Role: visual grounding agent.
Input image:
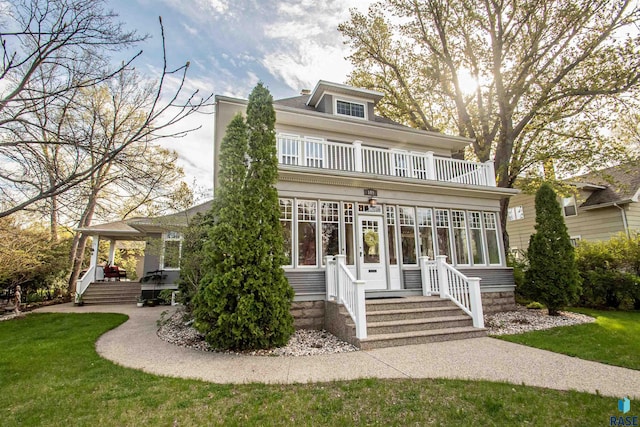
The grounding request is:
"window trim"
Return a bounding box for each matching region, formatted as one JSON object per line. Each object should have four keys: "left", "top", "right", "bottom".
{"left": 160, "top": 231, "right": 183, "bottom": 270}
{"left": 562, "top": 196, "right": 578, "bottom": 217}
{"left": 507, "top": 205, "right": 524, "bottom": 221}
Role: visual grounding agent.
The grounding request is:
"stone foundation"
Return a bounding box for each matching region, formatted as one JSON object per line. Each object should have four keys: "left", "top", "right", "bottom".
{"left": 291, "top": 300, "right": 325, "bottom": 330}
{"left": 481, "top": 291, "right": 517, "bottom": 313}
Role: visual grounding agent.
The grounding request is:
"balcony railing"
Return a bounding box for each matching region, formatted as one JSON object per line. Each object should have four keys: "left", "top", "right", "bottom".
{"left": 276, "top": 134, "right": 496, "bottom": 187}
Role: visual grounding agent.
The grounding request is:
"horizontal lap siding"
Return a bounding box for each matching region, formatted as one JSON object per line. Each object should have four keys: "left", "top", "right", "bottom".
{"left": 285, "top": 271, "right": 325, "bottom": 295}
{"left": 403, "top": 270, "right": 422, "bottom": 289}
{"left": 458, "top": 268, "right": 514, "bottom": 287}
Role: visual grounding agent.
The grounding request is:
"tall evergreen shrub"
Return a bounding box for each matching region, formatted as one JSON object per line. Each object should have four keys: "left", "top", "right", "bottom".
{"left": 523, "top": 183, "right": 581, "bottom": 315}
{"left": 194, "top": 83, "right": 294, "bottom": 350}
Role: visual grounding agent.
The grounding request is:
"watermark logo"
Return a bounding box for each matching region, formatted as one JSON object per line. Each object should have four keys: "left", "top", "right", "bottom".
{"left": 610, "top": 397, "right": 638, "bottom": 426}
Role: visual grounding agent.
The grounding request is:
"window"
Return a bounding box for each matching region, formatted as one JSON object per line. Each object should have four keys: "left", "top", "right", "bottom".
{"left": 562, "top": 196, "right": 577, "bottom": 217}
{"left": 161, "top": 231, "right": 182, "bottom": 269}
{"left": 336, "top": 100, "right": 365, "bottom": 118}
{"left": 399, "top": 207, "right": 417, "bottom": 264}
{"left": 279, "top": 198, "right": 293, "bottom": 266}
{"left": 484, "top": 212, "right": 501, "bottom": 265}
{"left": 416, "top": 208, "right": 435, "bottom": 259}
{"left": 386, "top": 206, "right": 398, "bottom": 265}
{"left": 569, "top": 236, "right": 581, "bottom": 247}
{"left": 468, "top": 212, "right": 486, "bottom": 265}
{"left": 452, "top": 210, "right": 470, "bottom": 265}
{"left": 435, "top": 209, "right": 452, "bottom": 260}
{"left": 507, "top": 205, "right": 524, "bottom": 221}
{"left": 277, "top": 134, "right": 299, "bottom": 165}
{"left": 297, "top": 200, "right": 317, "bottom": 266}
{"left": 321, "top": 201, "right": 340, "bottom": 265}
{"left": 343, "top": 203, "right": 355, "bottom": 265}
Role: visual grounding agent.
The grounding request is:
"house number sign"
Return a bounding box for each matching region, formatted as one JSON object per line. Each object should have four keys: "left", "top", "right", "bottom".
{"left": 364, "top": 189, "right": 377, "bottom": 197}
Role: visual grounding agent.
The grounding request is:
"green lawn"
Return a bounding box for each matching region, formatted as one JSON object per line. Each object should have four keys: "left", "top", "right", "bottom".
{"left": 497, "top": 308, "right": 640, "bottom": 370}
{"left": 0, "top": 313, "right": 620, "bottom": 426}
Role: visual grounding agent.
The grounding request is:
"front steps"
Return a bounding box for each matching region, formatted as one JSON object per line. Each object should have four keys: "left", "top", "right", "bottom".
{"left": 82, "top": 282, "right": 141, "bottom": 305}
{"left": 344, "top": 296, "right": 487, "bottom": 350}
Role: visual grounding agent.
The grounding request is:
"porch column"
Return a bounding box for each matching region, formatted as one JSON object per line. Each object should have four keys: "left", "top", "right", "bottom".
{"left": 425, "top": 152, "right": 436, "bottom": 180}
{"left": 108, "top": 239, "right": 116, "bottom": 266}
{"left": 90, "top": 236, "right": 100, "bottom": 281}
{"left": 353, "top": 140, "right": 363, "bottom": 172}
{"left": 484, "top": 160, "right": 496, "bottom": 186}
{"left": 334, "top": 254, "right": 346, "bottom": 303}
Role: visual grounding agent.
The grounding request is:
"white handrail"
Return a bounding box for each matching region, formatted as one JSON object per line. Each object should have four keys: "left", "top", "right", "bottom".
{"left": 420, "top": 255, "right": 484, "bottom": 328}
{"left": 76, "top": 265, "right": 96, "bottom": 302}
{"left": 276, "top": 134, "right": 496, "bottom": 187}
{"left": 331, "top": 255, "right": 367, "bottom": 339}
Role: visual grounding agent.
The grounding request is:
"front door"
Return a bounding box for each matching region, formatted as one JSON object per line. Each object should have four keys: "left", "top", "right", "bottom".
{"left": 358, "top": 216, "right": 387, "bottom": 290}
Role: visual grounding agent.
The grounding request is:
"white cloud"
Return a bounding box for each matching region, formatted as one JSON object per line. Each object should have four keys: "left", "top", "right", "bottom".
{"left": 181, "top": 22, "right": 198, "bottom": 35}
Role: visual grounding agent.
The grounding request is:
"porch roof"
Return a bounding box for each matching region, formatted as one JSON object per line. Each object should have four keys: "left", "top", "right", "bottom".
{"left": 76, "top": 220, "right": 145, "bottom": 240}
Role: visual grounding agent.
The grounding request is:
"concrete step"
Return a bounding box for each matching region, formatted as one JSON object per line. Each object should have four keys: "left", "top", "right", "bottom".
{"left": 84, "top": 289, "right": 141, "bottom": 297}
{"left": 365, "top": 315, "right": 473, "bottom": 335}
{"left": 366, "top": 306, "right": 463, "bottom": 322}
{"left": 83, "top": 296, "right": 138, "bottom": 304}
{"left": 359, "top": 326, "right": 488, "bottom": 350}
{"left": 366, "top": 296, "right": 454, "bottom": 312}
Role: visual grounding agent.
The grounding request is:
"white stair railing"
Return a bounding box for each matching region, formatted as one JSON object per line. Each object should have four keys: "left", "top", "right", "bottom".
{"left": 419, "top": 255, "right": 484, "bottom": 328}
{"left": 325, "top": 255, "right": 367, "bottom": 339}
{"left": 75, "top": 265, "right": 96, "bottom": 302}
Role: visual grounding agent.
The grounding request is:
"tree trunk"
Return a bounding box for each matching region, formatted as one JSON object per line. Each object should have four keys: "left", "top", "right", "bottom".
{"left": 67, "top": 190, "right": 100, "bottom": 294}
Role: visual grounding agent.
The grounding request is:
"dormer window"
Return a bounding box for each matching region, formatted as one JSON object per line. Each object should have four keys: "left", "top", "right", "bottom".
{"left": 336, "top": 100, "right": 365, "bottom": 119}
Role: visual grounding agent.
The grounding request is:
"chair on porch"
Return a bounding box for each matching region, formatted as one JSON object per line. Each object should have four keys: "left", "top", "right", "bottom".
{"left": 103, "top": 265, "right": 127, "bottom": 281}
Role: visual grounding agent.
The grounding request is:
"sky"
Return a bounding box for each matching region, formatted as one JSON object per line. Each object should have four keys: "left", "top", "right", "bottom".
{"left": 109, "top": 0, "right": 375, "bottom": 201}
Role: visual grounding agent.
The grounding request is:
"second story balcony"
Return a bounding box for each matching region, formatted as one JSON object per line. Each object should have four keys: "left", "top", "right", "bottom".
{"left": 276, "top": 134, "right": 497, "bottom": 188}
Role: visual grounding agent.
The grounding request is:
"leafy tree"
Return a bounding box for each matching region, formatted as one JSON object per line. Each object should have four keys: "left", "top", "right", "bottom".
{"left": 339, "top": 0, "right": 640, "bottom": 246}
{"left": 0, "top": 217, "right": 71, "bottom": 297}
{"left": 194, "top": 84, "right": 294, "bottom": 350}
{"left": 0, "top": 1, "right": 211, "bottom": 218}
{"left": 523, "top": 183, "right": 580, "bottom": 314}
{"left": 176, "top": 210, "right": 214, "bottom": 312}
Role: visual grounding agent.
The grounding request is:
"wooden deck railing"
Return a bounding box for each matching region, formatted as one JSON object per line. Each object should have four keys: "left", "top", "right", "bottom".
{"left": 325, "top": 255, "right": 367, "bottom": 339}
{"left": 277, "top": 134, "right": 496, "bottom": 187}
{"left": 420, "top": 255, "right": 484, "bottom": 328}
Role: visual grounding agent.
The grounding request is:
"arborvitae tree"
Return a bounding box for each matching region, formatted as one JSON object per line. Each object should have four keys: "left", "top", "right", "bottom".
{"left": 194, "top": 84, "right": 294, "bottom": 350}
{"left": 241, "top": 82, "right": 294, "bottom": 348}
{"left": 193, "top": 113, "right": 251, "bottom": 348}
{"left": 524, "top": 183, "right": 581, "bottom": 315}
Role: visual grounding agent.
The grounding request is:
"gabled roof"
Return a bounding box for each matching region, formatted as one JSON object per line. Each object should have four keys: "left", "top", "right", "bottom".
{"left": 127, "top": 200, "right": 213, "bottom": 232}
{"left": 570, "top": 162, "right": 640, "bottom": 208}
{"left": 306, "top": 80, "right": 384, "bottom": 107}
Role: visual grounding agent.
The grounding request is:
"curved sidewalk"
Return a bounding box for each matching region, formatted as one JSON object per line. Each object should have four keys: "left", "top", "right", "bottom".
{"left": 37, "top": 303, "right": 640, "bottom": 398}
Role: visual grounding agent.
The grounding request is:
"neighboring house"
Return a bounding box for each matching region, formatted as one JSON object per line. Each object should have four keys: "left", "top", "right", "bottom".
{"left": 507, "top": 162, "right": 640, "bottom": 253}
{"left": 76, "top": 80, "right": 519, "bottom": 345}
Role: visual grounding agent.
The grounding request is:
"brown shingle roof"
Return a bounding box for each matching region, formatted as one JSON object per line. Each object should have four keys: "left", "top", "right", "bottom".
{"left": 273, "top": 95, "right": 408, "bottom": 127}
{"left": 572, "top": 161, "right": 640, "bottom": 208}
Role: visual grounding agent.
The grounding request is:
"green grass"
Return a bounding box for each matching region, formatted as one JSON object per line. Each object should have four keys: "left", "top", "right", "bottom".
{"left": 498, "top": 308, "right": 640, "bottom": 370}
{"left": 0, "top": 313, "right": 620, "bottom": 426}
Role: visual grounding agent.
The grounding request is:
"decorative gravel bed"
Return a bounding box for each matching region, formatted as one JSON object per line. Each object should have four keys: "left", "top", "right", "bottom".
{"left": 157, "top": 308, "right": 358, "bottom": 357}
{"left": 485, "top": 307, "right": 595, "bottom": 336}
{"left": 158, "top": 306, "right": 596, "bottom": 356}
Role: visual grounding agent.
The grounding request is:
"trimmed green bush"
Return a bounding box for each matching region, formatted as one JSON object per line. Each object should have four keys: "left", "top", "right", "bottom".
{"left": 522, "top": 183, "right": 581, "bottom": 315}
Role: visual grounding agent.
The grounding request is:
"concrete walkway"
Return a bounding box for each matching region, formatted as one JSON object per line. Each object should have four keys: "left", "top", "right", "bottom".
{"left": 36, "top": 303, "right": 640, "bottom": 398}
